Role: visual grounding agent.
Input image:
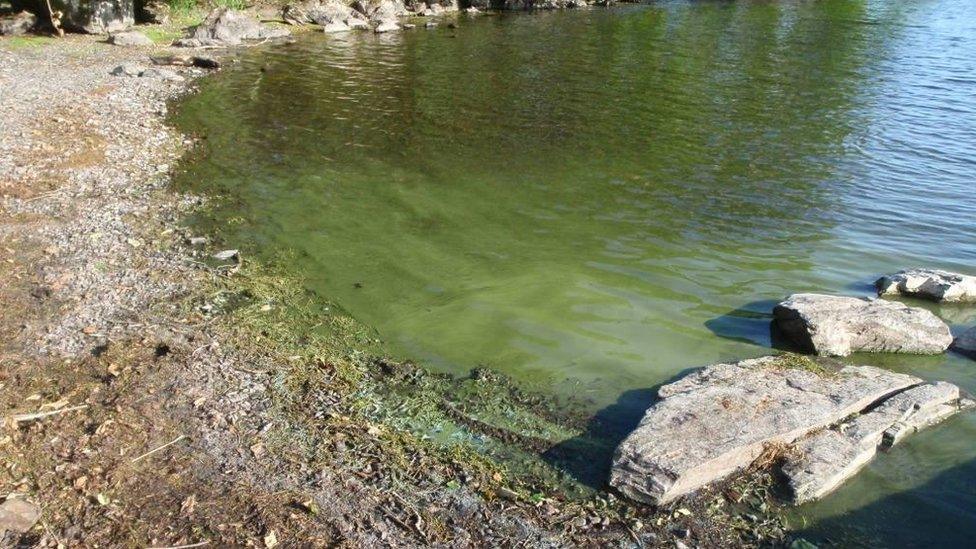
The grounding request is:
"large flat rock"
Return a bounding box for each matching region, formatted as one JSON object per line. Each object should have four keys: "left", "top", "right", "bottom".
{"left": 784, "top": 382, "right": 971, "bottom": 503}
{"left": 609, "top": 356, "right": 920, "bottom": 505}
{"left": 773, "top": 293, "right": 952, "bottom": 356}
{"left": 877, "top": 269, "right": 976, "bottom": 303}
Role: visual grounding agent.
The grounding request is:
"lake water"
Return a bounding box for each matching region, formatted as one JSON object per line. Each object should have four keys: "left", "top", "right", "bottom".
{"left": 173, "top": 0, "right": 976, "bottom": 545}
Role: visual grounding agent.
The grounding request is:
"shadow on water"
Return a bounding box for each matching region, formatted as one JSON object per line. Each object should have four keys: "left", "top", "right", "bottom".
{"left": 541, "top": 367, "right": 698, "bottom": 489}
{"left": 797, "top": 457, "right": 976, "bottom": 548}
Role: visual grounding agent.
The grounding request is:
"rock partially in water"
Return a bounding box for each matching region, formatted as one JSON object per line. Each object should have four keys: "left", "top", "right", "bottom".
{"left": 174, "top": 8, "right": 290, "bottom": 47}
{"left": 374, "top": 18, "right": 399, "bottom": 32}
{"left": 283, "top": 0, "right": 361, "bottom": 27}
{"left": 609, "top": 356, "right": 920, "bottom": 505}
{"left": 773, "top": 293, "right": 952, "bottom": 357}
{"left": 108, "top": 30, "right": 152, "bottom": 46}
{"left": 784, "top": 382, "right": 972, "bottom": 503}
{"left": 952, "top": 326, "right": 976, "bottom": 360}
{"left": 352, "top": 0, "right": 408, "bottom": 22}
{"left": 323, "top": 20, "right": 351, "bottom": 32}
{"left": 0, "top": 10, "right": 37, "bottom": 36}
{"left": 876, "top": 268, "right": 976, "bottom": 303}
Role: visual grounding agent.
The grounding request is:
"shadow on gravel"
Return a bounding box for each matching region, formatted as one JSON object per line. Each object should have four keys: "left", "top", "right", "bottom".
{"left": 541, "top": 368, "right": 699, "bottom": 490}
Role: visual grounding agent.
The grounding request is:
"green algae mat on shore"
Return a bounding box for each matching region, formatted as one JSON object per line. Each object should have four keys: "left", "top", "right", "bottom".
{"left": 173, "top": 0, "right": 976, "bottom": 545}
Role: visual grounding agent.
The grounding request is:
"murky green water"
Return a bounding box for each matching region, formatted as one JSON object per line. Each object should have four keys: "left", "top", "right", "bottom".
{"left": 174, "top": 0, "right": 976, "bottom": 544}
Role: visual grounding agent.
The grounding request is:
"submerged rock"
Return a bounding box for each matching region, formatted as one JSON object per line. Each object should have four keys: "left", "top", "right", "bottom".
{"left": 0, "top": 10, "right": 37, "bottom": 36}
{"left": 876, "top": 268, "right": 976, "bottom": 303}
{"left": 773, "top": 293, "right": 952, "bottom": 356}
{"left": 952, "top": 326, "right": 976, "bottom": 359}
{"left": 784, "top": 382, "right": 972, "bottom": 503}
{"left": 174, "top": 8, "right": 290, "bottom": 47}
{"left": 609, "top": 356, "right": 920, "bottom": 505}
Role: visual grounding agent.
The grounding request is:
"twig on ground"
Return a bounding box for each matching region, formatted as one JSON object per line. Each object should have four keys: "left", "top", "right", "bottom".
{"left": 10, "top": 404, "right": 88, "bottom": 424}
{"left": 147, "top": 541, "right": 210, "bottom": 549}
{"left": 131, "top": 434, "right": 187, "bottom": 463}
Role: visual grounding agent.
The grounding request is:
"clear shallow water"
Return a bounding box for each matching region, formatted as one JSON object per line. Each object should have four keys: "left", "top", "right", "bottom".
{"left": 174, "top": 0, "right": 976, "bottom": 544}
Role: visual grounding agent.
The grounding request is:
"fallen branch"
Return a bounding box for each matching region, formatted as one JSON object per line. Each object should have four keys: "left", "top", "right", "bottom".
{"left": 131, "top": 434, "right": 187, "bottom": 463}
{"left": 10, "top": 404, "right": 88, "bottom": 424}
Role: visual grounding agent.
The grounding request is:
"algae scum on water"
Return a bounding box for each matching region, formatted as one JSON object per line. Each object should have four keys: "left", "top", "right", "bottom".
{"left": 173, "top": 0, "right": 976, "bottom": 545}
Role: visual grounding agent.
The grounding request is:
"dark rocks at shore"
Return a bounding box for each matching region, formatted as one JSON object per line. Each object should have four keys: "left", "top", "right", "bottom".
{"left": 773, "top": 293, "right": 952, "bottom": 357}
{"left": 609, "top": 356, "right": 971, "bottom": 506}
{"left": 12, "top": 0, "right": 133, "bottom": 33}
{"left": 0, "top": 10, "right": 37, "bottom": 36}
{"left": 174, "top": 8, "right": 290, "bottom": 48}
{"left": 877, "top": 268, "right": 976, "bottom": 303}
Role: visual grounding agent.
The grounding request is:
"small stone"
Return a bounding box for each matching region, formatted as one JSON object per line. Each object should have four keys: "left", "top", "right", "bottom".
{"left": 108, "top": 31, "right": 154, "bottom": 47}
{"left": 111, "top": 63, "right": 144, "bottom": 77}
{"left": 212, "top": 249, "right": 239, "bottom": 261}
{"left": 0, "top": 498, "right": 41, "bottom": 534}
{"left": 139, "top": 68, "right": 185, "bottom": 82}
{"left": 187, "top": 236, "right": 207, "bottom": 246}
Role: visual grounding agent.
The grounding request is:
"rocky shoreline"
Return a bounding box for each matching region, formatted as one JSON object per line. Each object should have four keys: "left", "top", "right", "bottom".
{"left": 3, "top": 7, "right": 975, "bottom": 548}
{"left": 0, "top": 24, "right": 795, "bottom": 548}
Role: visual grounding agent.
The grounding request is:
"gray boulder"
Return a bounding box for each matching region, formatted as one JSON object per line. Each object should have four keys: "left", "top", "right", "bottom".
{"left": 784, "top": 381, "right": 972, "bottom": 503}
{"left": 0, "top": 10, "right": 37, "bottom": 36}
{"left": 773, "top": 293, "right": 952, "bottom": 356}
{"left": 609, "top": 356, "right": 920, "bottom": 505}
{"left": 18, "top": 0, "right": 134, "bottom": 33}
{"left": 175, "top": 8, "right": 290, "bottom": 47}
{"left": 952, "top": 326, "right": 976, "bottom": 359}
{"left": 876, "top": 268, "right": 976, "bottom": 303}
{"left": 108, "top": 29, "right": 152, "bottom": 46}
{"left": 352, "top": 0, "right": 408, "bottom": 21}
{"left": 283, "top": 0, "right": 358, "bottom": 26}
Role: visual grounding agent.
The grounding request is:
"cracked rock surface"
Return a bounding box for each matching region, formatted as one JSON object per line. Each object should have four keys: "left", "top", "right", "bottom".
{"left": 609, "top": 356, "right": 922, "bottom": 505}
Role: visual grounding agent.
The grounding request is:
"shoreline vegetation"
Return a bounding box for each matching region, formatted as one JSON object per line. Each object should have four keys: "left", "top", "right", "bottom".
{"left": 3, "top": 3, "right": 973, "bottom": 547}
